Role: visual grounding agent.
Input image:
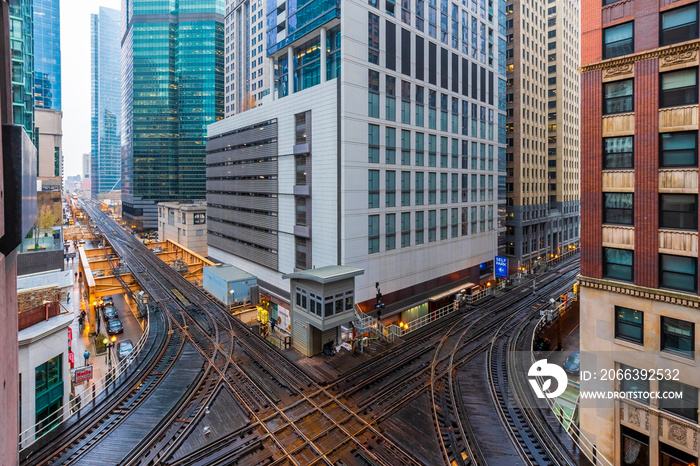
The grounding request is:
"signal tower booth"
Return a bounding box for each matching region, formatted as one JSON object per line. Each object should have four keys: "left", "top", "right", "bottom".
{"left": 283, "top": 266, "right": 364, "bottom": 357}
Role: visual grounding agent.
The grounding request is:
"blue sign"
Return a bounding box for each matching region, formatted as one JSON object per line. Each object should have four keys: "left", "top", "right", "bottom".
{"left": 495, "top": 256, "right": 508, "bottom": 278}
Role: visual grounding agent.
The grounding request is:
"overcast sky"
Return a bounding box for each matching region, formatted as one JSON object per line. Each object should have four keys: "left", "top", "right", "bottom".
{"left": 61, "top": 0, "right": 120, "bottom": 177}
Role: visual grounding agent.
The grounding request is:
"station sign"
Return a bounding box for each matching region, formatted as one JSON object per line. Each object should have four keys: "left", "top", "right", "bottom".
{"left": 73, "top": 366, "right": 93, "bottom": 384}
{"left": 495, "top": 256, "right": 509, "bottom": 279}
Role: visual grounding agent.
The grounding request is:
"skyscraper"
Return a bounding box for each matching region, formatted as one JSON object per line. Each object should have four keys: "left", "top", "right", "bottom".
{"left": 207, "top": 0, "right": 506, "bottom": 323}
{"left": 9, "top": 0, "right": 34, "bottom": 142}
{"left": 91, "top": 7, "right": 121, "bottom": 197}
{"left": 580, "top": 0, "right": 700, "bottom": 463}
{"left": 224, "top": 0, "right": 271, "bottom": 117}
{"left": 121, "top": 0, "right": 225, "bottom": 230}
{"left": 33, "top": 0, "right": 61, "bottom": 110}
{"left": 503, "top": 0, "right": 580, "bottom": 273}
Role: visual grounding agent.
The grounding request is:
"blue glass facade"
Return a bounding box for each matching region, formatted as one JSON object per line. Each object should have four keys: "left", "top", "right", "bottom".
{"left": 266, "top": 0, "right": 339, "bottom": 54}
{"left": 10, "top": 0, "right": 35, "bottom": 142}
{"left": 33, "top": 0, "right": 61, "bottom": 110}
{"left": 91, "top": 7, "right": 121, "bottom": 197}
{"left": 122, "top": 0, "right": 224, "bottom": 229}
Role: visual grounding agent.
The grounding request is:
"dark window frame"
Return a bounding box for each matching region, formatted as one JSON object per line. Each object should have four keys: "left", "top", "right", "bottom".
{"left": 660, "top": 3, "right": 699, "bottom": 47}
{"left": 603, "top": 247, "right": 634, "bottom": 282}
{"left": 603, "top": 79, "right": 634, "bottom": 115}
{"left": 603, "top": 21, "right": 634, "bottom": 59}
{"left": 614, "top": 306, "right": 644, "bottom": 345}
{"left": 659, "top": 194, "right": 698, "bottom": 230}
{"left": 660, "top": 131, "right": 699, "bottom": 168}
{"left": 659, "top": 253, "right": 698, "bottom": 293}
{"left": 603, "top": 192, "right": 634, "bottom": 225}
{"left": 660, "top": 68, "right": 698, "bottom": 108}
{"left": 661, "top": 316, "right": 695, "bottom": 360}
{"left": 603, "top": 136, "right": 634, "bottom": 169}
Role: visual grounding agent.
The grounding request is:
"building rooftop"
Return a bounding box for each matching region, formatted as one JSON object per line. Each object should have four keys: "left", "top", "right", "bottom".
{"left": 204, "top": 264, "right": 257, "bottom": 282}
{"left": 282, "top": 265, "right": 364, "bottom": 284}
{"left": 17, "top": 269, "right": 73, "bottom": 291}
{"left": 158, "top": 200, "right": 207, "bottom": 211}
{"left": 18, "top": 312, "right": 73, "bottom": 346}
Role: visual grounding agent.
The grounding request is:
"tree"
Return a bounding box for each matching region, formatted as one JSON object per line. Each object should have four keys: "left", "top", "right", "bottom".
{"left": 33, "top": 200, "right": 60, "bottom": 248}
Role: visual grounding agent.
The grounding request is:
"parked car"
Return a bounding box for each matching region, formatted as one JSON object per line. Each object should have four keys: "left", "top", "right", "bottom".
{"left": 104, "top": 306, "right": 118, "bottom": 321}
{"left": 117, "top": 340, "right": 134, "bottom": 360}
{"left": 534, "top": 337, "right": 551, "bottom": 352}
{"left": 103, "top": 296, "right": 114, "bottom": 305}
{"left": 107, "top": 318, "right": 123, "bottom": 335}
{"left": 563, "top": 351, "right": 580, "bottom": 375}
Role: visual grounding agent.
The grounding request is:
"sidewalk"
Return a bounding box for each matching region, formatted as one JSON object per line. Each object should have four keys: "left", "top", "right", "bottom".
{"left": 64, "top": 241, "right": 113, "bottom": 397}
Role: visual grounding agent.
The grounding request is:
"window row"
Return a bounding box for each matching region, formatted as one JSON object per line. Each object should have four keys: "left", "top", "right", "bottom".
{"left": 368, "top": 207, "right": 494, "bottom": 252}
{"left": 603, "top": 132, "right": 699, "bottom": 169}
{"left": 367, "top": 124, "right": 497, "bottom": 169}
{"left": 603, "top": 68, "right": 698, "bottom": 115}
{"left": 603, "top": 247, "right": 698, "bottom": 293}
{"left": 603, "top": 193, "right": 698, "bottom": 230}
{"left": 615, "top": 307, "right": 695, "bottom": 360}
{"left": 295, "top": 287, "right": 354, "bottom": 317}
{"left": 603, "top": 4, "right": 699, "bottom": 59}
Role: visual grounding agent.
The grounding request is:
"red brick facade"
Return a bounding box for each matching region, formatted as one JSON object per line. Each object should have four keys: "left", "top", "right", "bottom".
{"left": 633, "top": 58, "right": 660, "bottom": 288}
{"left": 581, "top": 70, "right": 603, "bottom": 279}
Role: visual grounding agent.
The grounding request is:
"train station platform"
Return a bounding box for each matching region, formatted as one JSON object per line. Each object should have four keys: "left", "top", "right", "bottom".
{"left": 283, "top": 337, "right": 393, "bottom": 385}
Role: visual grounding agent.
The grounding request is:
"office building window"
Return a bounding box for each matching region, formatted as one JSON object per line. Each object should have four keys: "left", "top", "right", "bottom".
{"left": 614, "top": 306, "right": 643, "bottom": 345}
{"left": 660, "top": 379, "right": 698, "bottom": 422}
{"left": 660, "top": 194, "right": 698, "bottom": 230}
{"left": 660, "top": 68, "right": 698, "bottom": 108}
{"left": 401, "top": 212, "right": 410, "bottom": 247}
{"left": 386, "top": 171, "right": 396, "bottom": 207}
{"left": 386, "top": 76, "right": 397, "bottom": 120}
{"left": 428, "top": 210, "right": 437, "bottom": 242}
{"left": 603, "top": 79, "right": 633, "bottom": 115}
{"left": 401, "top": 171, "right": 410, "bottom": 206}
{"left": 661, "top": 132, "right": 698, "bottom": 167}
{"left": 603, "top": 136, "right": 633, "bottom": 169}
{"left": 619, "top": 364, "right": 650, "bottom": 404}
{"left": 386, "top": 127, "right": 396, "bottom": 164}
{"left": 416, "top": 172, "right": 425, "bottom": 205}
{"left": 386, "top": 213, "right": 396, "bottom": 250}
{"left": 661, "top": 316, "right": 695, "bottom": 359}
{"left": 369, "top": 70, "right": 380, "bottom": 117}
{"left": 660, "top": 4, "right": 699, "bottom": 47}
{"left": 369, "top": 13, "right": 380, "bottom": 64}
{"left": 603, "top": 247, "right": 633, "bottom": 282}
{"left": 603, "top": 193, "right": 634, "bottom": 225}
{"left": 416, "top": 211, "right": 424, "bottom": 244}
{"left": 368, "top": 215, "right": 380, "bottom": 253}
{"left": 660, "top": 254, "right": 697, "bottom": 293}
{"left": 369, "top": 170, "right": 380, "bottom": 208}
{"left": 603, "top": 22, "right": 633, "bottom": 59}
{"left": 369, "top": 124, "right": 380, "bottom": 162}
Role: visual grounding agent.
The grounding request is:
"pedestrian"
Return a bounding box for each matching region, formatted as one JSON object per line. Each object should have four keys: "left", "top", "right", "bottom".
{"left": 84, "top": 350, "right": 91, "bottom": 366}
{"left": 270, "top": 318, "right": 276, "bottom": 333}
{"left": 67, "top": 292, "right": 71, "bottom": 304}
{"left": 78, "top": 316, "right": 84, "bottom": 330}
{"left": 74, "top": 272, "right": 78, "bottom": 280}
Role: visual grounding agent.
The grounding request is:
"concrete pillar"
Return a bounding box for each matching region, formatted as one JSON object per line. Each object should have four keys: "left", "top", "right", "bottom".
{"left": 320, "top": 27, "right": 327, "bottom": 82}
{"left": 287, "top": 46, "right": 294, "bottom": 94}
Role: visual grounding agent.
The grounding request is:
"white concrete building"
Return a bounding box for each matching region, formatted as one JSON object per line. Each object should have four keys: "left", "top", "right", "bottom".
{"left": 208, "top": 0, "right": 506, "bottom": 319}
{"left": 157, "top": 201, "right": 208, "bottom": 257}
{"left": 224, "top": 0, "right": 271, "bottom": 117}
{"left": 35, "top": 108, "right": 62, "bottom": 178}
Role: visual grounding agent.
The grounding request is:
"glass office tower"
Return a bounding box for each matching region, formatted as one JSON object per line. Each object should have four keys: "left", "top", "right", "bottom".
{"left": 91, "top": 7, "right": 121, "bottom": 197}
{"left": 121, "top": 0, "right": 225, "bottom": 230}
{"left": 33, "top": 0, "right": 61, "bottom": 110}
{"left": 9, "top": 0, "right": 34, "bottom": 142}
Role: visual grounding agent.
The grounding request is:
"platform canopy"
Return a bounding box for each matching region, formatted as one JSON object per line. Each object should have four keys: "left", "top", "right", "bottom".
{"left": 282, "top": 265, "right": 364, "bottom": 284}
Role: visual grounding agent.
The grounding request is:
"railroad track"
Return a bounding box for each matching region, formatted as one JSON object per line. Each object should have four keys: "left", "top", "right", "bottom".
{"left": 80, "top": 199, "right": 421, "bottom": 466}
{"left": 38, "top": 198, "right": 585, "bottom": 466}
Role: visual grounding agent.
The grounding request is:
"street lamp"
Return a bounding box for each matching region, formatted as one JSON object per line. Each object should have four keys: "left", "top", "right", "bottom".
{"left": 104, "top": 336, "right": 117, "bottom": 367}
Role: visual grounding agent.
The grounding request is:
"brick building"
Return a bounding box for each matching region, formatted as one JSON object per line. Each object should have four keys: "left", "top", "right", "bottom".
{"left": 580, "top": 0, "right": 700, "bottom": 463}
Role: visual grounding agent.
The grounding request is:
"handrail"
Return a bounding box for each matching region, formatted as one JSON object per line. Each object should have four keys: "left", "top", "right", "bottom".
{"left": 18, "top": 307, "right": 152, "bottom": 451}
{"left": 529, "top": 314, "right": 613, "bottom": 466}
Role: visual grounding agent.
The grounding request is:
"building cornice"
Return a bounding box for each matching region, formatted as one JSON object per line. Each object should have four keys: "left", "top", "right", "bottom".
{"left": 580, "top": 41, "right": 700, "bottom": 74}
{"left": 578, "top": 275, "right": 700, "bottom": 308}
